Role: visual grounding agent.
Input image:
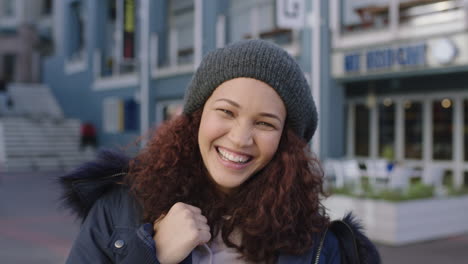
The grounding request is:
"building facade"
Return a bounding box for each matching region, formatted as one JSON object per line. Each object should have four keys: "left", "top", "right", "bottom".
{"left": 330, "top": 0, "right": 468, "bottom": 188}
{"left": 0, "top": 0, "right": 53, "bottom": 91}
{"left": 43, "top": 0, "right": 336, "bottom": 157}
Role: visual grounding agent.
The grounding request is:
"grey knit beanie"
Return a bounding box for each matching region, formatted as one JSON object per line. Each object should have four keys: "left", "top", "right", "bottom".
{"left": 183, "top": 39, "right": 317, "bottom": 142}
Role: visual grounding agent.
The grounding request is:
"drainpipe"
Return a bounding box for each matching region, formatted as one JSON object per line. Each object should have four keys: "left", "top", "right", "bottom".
{"left": 139, "top": 0, "right": 150, "bottom": 148}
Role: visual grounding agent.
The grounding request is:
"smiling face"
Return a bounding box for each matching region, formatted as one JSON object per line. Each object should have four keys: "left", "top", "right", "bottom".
{"left": 198, "top": 78, "right": 286, "bottom": 194}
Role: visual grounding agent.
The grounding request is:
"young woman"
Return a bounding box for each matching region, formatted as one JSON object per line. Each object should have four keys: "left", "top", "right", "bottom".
{"left": 61, "top": 40, "right": 380, "bottom": 264}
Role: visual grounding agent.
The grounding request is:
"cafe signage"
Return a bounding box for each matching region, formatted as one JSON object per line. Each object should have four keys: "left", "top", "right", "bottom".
{"left": 344, "top": 43, "right": 427, "bottom": 73}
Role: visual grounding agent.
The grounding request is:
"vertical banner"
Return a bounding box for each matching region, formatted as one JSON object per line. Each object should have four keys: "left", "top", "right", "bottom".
{"left": 123, "top": 0, "right": 135, "bottom": 59}
{"left": 276, "top": 0, "right": 305, "bottom": 29}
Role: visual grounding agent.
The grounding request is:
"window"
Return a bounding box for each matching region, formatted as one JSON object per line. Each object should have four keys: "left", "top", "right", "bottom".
{"left": 404, "top": 100, "right": 422, "bottom": 159}
{"left": 339, "top": 0, "right": 462, "bottom": 35}
{"left": 378, "top": 99, "right": 395, "bottom": 160}
{"left": 1, "top": 0, "right": 15, "bottom": 17}
{"left": 433, "top": 99, "right": 453, "bottom": 160}
{"left": 103, "top": 97, "right": 139, "bottom": 133}
{"left": 156, "top": 100, "right": 183, "bottom": 124}
{"left": 42, "top": 0, "right": 53, "bottom": 15}
{"left": 355, "top": 104, "right": 369, "bottom": 156}
{"left": 101, "top": 0, "right": 137, "bottom": 77}
{"left": 465, "top": 99, "right": 468, "bottom": 161}
{"left": 159, "top": 0, "right": 195, "bottom": 68}
{"left": 399, "top": 0, "right": 462, "bottom": 27}
{"left": 68, "top": 0, "right": 85, "bottom": 61}
{"left": 341, "top": 0, "right": 390, "bottom": 33}
{"left": 228, "top": 0, "right": 293, "bottom": 46}
{"left": 464, "top": 172, "right": 468, "bottom": 188}
{"left": 2, "top": 54, "right": 16, "bottom": 83}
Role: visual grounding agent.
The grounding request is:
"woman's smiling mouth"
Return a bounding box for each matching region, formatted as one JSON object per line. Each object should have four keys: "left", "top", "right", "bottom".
{"left": 216, "top": 146, "right": 253, "bottom": 164}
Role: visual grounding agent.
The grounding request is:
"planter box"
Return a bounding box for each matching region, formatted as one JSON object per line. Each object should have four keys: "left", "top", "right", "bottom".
{"left": 323, "top": 195, "right": 468, "bottom": 245}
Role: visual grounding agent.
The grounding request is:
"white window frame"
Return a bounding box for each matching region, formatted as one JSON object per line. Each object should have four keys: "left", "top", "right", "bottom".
{"left": 0, "top": 0, "right": 22, "bottom": 29}
{"left": 227, "top": 0, "right": 301, "bottom": 56}
{"left": 92, "top": 0, "right": 139, "bottom": 89}
{"left": 347, "top": 90, "right": 468, "bottom": 188}
{"left": 103, "top": 97, "right": 121, "bottom": 133}
{"left": 64, "top": 0, "right": 88, "bottom": 75}
{"left": 155, "top": 99, "right": 184, "bottom": 125}
{"left": 330, "top": 0, "right": 468, "bottom": 50}
{"left": 151, "top": 0, "right": 200, "bottom": 79}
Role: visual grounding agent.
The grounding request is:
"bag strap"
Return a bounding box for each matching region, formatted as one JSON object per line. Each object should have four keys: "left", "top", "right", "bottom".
{"left": 329, "top": 220, "right": 361, "bottom": 264}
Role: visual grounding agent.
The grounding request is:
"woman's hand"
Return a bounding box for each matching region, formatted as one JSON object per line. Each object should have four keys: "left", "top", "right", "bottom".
{"left": 153, "top": 202, "right": 211, "bottom": 264}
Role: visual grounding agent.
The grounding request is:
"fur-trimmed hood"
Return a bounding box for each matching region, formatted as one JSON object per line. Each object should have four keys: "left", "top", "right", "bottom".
{"left": 58, "top": 149, "right": 130, "bottom": 220}
{"left": 58, "top": 150, "right": 380, "bottom": 263}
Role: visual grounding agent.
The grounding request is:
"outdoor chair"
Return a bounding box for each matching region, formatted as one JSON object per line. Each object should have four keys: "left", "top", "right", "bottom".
{"left": 387, "top": 165, "right": 413, "bottom": 190}
{"left": 365, "top": 159, "right": 390, "bottom": 188}
{"left": 323, "top": 159, "right": 345, "bottom": 189}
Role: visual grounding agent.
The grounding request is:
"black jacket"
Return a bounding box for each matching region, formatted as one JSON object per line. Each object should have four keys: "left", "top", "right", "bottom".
{"left": 59, "top": 150, "right": 381, "bottom": 264}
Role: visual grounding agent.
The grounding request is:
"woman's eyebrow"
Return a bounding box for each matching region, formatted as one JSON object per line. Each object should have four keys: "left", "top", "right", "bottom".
{"left": 215, "top": 98, "right": 240, "bottom": 108}
{"left": 259, "top": 112, "right": 283, "bottom": 123}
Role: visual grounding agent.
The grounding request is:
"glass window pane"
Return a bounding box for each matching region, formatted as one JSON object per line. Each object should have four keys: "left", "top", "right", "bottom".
{"left": 399, "top": 0, "right": 463, "bottom": 27}
{"left": 433, "top": 99, "right": 453, "bottom": 160}
{"left": 378, "top": 100, "right": 395, "bottom": 160}
{"left": 42, "top": 0, "right": 53, "bottom": 15}
{"left": 228, "top": 0, "right": 292, "bottom": 46}
{"left": 228, "top": 0, "right": 251, "bottom": 42}
{"left": 464, "top": 172, "right": 468, "bottom": 188}
{"left": 341, "top": 0, "right": 390, "bottom": 34}
{"left": 355, "top": 104, "right": 369, "bottom": 156}
{"left": 404, "top": 101, "right": 422, "bottom": 159}
{"left": 3, "top": 0, "right": 15, "bottom": 16}
{"left": 464, "top": 100, "right": 468, "bottom": 161}
{"left": 102, "top": 0, "right": 117, "bottom": 76}
{"left": 169, "top": 0, "right": 194, "bottom": 65}
{"left": 69, "top": 1, "right": 85, "bottom": 60}
{"left": 2, "top": 54, "right": 16, "bottom": 83}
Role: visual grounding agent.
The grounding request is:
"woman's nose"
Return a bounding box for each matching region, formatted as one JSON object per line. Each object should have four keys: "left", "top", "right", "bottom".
{"left": 228, "top": 122, "right": 253, "bottom": 148}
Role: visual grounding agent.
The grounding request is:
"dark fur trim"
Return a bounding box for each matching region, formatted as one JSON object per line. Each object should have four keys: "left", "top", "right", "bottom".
{"left": 331, "top": 213, "right": 381, "bottom": 264}
{"left": 57, "top": 149, "right": 130, "bottom": 221}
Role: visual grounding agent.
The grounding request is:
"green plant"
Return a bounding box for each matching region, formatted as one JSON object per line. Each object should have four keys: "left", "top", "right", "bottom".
{"left": 405, "top": 182, "right": 434, "bottom": 200}
{"left": 446, "top": 186, "right": 468, "bottom": 196}
{"left": 330, "top": 181, "right": 435, "bottom": 202}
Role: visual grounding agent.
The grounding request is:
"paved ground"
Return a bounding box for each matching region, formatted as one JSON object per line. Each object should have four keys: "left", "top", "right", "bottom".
{"left": 0, "top": 171, "right": 78, "bottom": 264}
{"left": 1, "top": 171, "right": 467, "bottom": 264}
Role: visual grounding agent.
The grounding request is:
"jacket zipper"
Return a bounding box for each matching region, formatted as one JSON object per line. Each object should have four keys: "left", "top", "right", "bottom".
{"left": 314, "top": 228, "right": 328, "bottom": 264}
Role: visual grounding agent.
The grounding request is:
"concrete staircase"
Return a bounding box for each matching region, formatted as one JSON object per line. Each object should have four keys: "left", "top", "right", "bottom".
{"left": 0, "top": 84, "right": 95, "bottom": 172}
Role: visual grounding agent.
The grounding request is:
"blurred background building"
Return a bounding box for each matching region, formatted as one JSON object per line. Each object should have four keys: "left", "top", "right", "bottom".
{"left": 1, "top": 0, "right": 468, "bottom": 190}
{"left": 330, "top": 0, "right": 468, "bottom": 189}
{"left": 1, "top": 0, "right": 468, "bottom": 259}
{"left": 0, "top": 0, "right": 53, "bottom": 88}
{"left": 0, "top": 0, "right": 93, "bottom": 172}
{"left": 41, "top": 0, "right": 332, "bottom": 153}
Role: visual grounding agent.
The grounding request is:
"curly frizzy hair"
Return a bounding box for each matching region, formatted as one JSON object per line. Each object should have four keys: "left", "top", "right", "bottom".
{"left": 126, "top": 110, "right": 329, "bottom": 263}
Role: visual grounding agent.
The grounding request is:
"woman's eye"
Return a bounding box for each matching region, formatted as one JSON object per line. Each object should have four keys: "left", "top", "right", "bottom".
{"left": 217, "top": 109, "right": 234, "bottom": 116}
{"left": 257, "top": 121, "right": 275, "bottom": 129}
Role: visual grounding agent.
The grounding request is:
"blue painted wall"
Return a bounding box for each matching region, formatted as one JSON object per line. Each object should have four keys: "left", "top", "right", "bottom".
{"left": 319, "top": 0, "right": 345, "bottom": 159}
{"left": 42, "top": 0, "right": 341, "bottom": 161}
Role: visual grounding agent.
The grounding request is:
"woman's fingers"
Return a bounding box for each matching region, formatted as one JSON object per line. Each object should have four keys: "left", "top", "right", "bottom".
{"left": 153, "top": 202, "right": 212, "bottom": 264}
{"left": 197, "top": 229, "right": 212, "bottom": 245}
{"left": 182, "top": 203, "right": 202, "bottom": 214}
{"left": 195, "top": 214, "right": 208, "bottom": 224}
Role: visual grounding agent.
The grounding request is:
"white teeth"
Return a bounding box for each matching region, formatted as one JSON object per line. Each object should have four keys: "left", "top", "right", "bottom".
{"left": 218, "top": 148, "right": 250, "bottom": 163}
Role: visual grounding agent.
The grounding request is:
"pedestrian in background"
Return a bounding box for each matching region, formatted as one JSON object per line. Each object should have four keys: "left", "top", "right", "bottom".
{"left": 80, "top": 121, "right": 97, "bottom": 149}
{"left": 61, "top": 40, "right": 380, "bottom": 263}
